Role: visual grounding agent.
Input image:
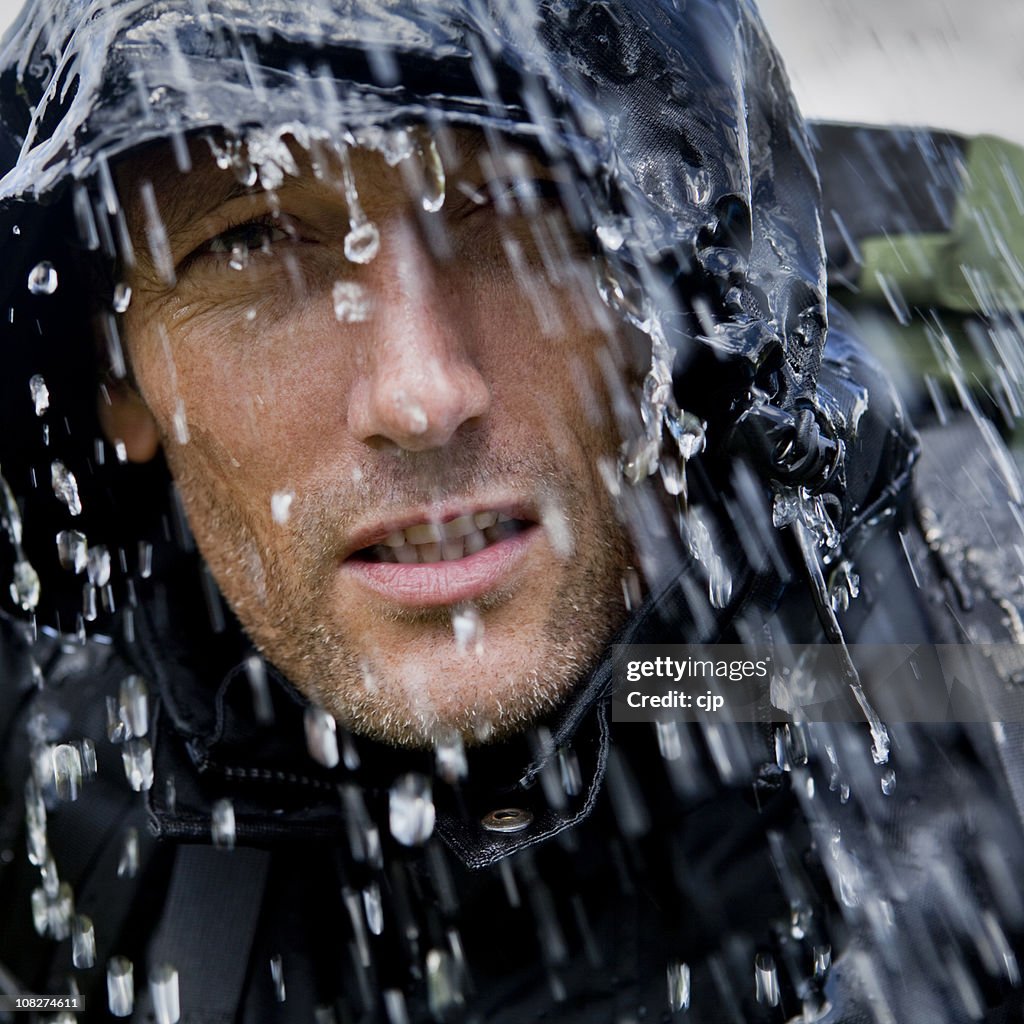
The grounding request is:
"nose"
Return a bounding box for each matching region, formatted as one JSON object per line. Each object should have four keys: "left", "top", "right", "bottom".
{"left": 347, "top": 221, "right": 491, "bottom": 452}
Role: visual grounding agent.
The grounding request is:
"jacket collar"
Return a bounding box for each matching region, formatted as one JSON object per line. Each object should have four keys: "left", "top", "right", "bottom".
{"left": 127, "top": 547, "right": 717, "bottom": 867}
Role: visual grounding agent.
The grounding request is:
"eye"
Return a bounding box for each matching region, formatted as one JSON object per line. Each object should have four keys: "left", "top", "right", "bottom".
{"left": 488, "top": 177, "right": 565, "bottom": 215}
{"left": 203, "top": 217, "right": 291, "bottom": 257}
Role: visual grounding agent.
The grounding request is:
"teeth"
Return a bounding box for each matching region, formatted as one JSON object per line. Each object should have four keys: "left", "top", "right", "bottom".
{"left": 405, "top": 523, "right": 442, "bottom": 544}
{"left": 366, "top": 512, "right": 523, "bottom": 564}
{"left": 442, "top": 514, "right": 477, "bottom": 539}
{"left": 418, "top": 542, "right": 442, "bottom": 563}
{"left": 442, "top": 538, "right": 464, "bottom": 561}
{"left": 464, "top": 529, "right": 487, "bottom": 555}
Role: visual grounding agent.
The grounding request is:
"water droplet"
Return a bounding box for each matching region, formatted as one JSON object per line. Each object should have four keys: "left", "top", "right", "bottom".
{"left": 80, "top": 738, "right": 97, "bottom": 779}
{"left": 117, "top": 828, "right": 139, "bottom": 879}
{"left": 211, "top": 798, "right": 236, "bottom": 849}
{"left": 383, "top": 989, "right": 410, "bottom": 1024}
{"left": 138, "top": 541, "right": 153, "bottom": 579}
{"left": 388, "top": 772, "right": 435, "bottom": 846}
{"left": 435, "top": 733, "right": 467, "bottom": 783}
{"left": 119, "top": 675, "right": 149, "bottom": 738}
{"left": 113, "top": 282, "right": 132, "bottom": 313}
{"left": 452, "top": 606, "right": 484, "bottom": 656}
{"left": 51, "top": 460, "right": 82, "bottom": 516}
{"left": 659, "top": 457, "right": 686, "bottom": 496}
{"left": 304, "top": 705, "right": 339, "bottom": 768}
{"left": 270, "top": 954, "right": 286, "bottom": 1002}
{"left": 107, "top": 956, "right": 134, "bottom": 1017}
{"left": 25, "top": 787, "right": 47, "bottom": 867}
{"left": 228, "top": 243, "right": 248, "bottom": 271}
{"left": 332, "top": 281, "right": 372, "bottom": 322}
{"left": 149, "top": 964, "right": 180, "bottom": 1024}
{"left": 86, "top": 545, "right": 111, "bottom": 587}
{"left": 340, "top": 731, "right": 360, "bottom": 771}
{"left": 688, "top": 169, "right": 712, "bottom": 206}
{"left": 83, "top": 583, "right": 98, "bottom": 622}
{"left": 540, "top": 499, "right": 574, "bottom": 558}
{"left": 106, "top": 695, "right": 127, "bottom": 743}
{"left": 172, "top": 399, "right": 189, "bottom": 444}
{"left": 271, "top": 490, "right": 294, "bottom": 524}
{"left": 244, "top": 655, "right": 273, "bottom": 724}
{"left": 72, "top": 914, "right": 96, "bottom": 968}
{"left": 1, "top": 470, "right": 24, "bottom": 546}
{"left": 363, "top": 882, "right": 384, "bottom": 936}
{"left": 344, "top": 221, "right": 380, "bottom": 264}
{"left": 421, "top": 137, "right": 446, "bottom": 213}
{"left": 880, "top": 767, "right": 896, "bottom": 796}
{"left": 31, "top": 880, "right": 72, "bottom": 939}
{"left": 28, "top": 261, "right": 58, "bottom": 295}
{"left": 814, "top": 944, "right": 831, "bottom": 978}
{"left": 667, "top": 961, "right": 691, "bottom": 1011}
{"left": 426, "top": 949, "right": 462, "bottom": 1020}
{"left": 596, "top": 222, "right": 624, "bottom": 251}
{"left": 707, "top": 554, "right": 733, "bottom": 609}
{"left": 57, "top": 530, "right": 88, "bottom": 573}
{"left": 121, "top": 738, "right": 153, "bottom": 791}
{"left": 11, "top": 559, "right": 40, "bottom": 611}
{"left": 755, "top": 952, "right": 780, "bottom": 1007}
{"left": 29, "top": 374, "right": 49, "bottom": 415}
{"left": 52, "top": 744, "right": 82, "bottom": 801}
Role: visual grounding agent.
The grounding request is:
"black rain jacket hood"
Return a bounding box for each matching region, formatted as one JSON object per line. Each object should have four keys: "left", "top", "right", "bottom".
{"left": 0, "top": 0, "right": 917, "bottom": 633}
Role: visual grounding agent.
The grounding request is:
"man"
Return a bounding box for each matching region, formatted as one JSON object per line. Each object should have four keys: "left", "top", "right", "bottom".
{"left": 1, "top": 1, "right": 1024, "bottom": 1021}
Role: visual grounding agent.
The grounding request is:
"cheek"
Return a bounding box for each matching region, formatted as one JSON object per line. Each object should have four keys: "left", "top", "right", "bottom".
{"left": 132, "top": 303, "right": 360, "bottom": 481}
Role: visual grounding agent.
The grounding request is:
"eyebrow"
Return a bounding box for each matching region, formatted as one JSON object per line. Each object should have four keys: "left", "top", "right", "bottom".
{"left": 153, "top": 179, "right": 266, "bottom": 244}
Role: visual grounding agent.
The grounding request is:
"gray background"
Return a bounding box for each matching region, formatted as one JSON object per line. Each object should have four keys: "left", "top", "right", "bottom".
{"left": 0, "top": 0, "right": 1019, "bottom": 143}
{"left": 758, "top": 0, "right": 1024, "bottom": 143}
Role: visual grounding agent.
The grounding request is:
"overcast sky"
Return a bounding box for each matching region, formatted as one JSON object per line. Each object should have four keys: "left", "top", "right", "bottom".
{"left": 0, "top": 0, "right": 1020, "bottom": 144}
{"left": 758, "top": 0, "right": 1024, "bottom": 143}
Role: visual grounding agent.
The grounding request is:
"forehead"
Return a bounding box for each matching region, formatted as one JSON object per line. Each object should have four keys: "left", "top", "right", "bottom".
{"left": 114, "top": 126, "right": 525, "bottom": 233}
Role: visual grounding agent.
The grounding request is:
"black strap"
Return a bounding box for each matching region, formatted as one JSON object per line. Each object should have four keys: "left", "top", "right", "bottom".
{"left": 133, "top": 845, "right": 271, "bottom": 1024}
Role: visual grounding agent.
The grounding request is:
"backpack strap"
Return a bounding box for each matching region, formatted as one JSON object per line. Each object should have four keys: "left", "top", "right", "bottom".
{"left": 132, "top": 845, "right": 271, "bottom": 1024}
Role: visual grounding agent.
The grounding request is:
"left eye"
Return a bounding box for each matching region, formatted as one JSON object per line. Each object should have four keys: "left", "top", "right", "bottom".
{"left": 205, "top": 220, "right": 290, "bottom": 255}
{"left": 491, "top": 177, "right": 564, "bottom": 212}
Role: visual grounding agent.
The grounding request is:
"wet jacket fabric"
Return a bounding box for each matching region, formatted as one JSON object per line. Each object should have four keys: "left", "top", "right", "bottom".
{"left": 1, "top": 2, "right": 1024, "bottom": 1023}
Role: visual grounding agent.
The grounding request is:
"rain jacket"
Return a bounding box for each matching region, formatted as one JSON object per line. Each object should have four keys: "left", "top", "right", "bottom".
{"left": 2, "top": 1, "right": 1024, "bottom": 1022}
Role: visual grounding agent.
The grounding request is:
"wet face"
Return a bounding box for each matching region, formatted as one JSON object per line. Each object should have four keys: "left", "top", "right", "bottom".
{"left": 106, "top": 130, "right": 636, "bottom": 746}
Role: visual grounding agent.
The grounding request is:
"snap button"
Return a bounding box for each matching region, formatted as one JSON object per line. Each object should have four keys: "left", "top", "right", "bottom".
{"left": 481, "top": 807, "right": 533, "bottom": 833}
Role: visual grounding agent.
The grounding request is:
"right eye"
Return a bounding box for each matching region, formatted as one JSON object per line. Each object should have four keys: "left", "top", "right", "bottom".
{"left": 203, "top": 218, "right": 290, "bottom": 256}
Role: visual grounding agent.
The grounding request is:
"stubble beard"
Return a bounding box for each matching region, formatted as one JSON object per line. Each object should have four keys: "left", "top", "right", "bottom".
{"left": 169, "top": 443, "right": 634, "bottom": 748}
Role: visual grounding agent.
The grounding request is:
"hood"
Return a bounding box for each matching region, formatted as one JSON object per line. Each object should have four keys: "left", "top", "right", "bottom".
{"left": 0, "top": 0, "right": 913, "bottom": 642}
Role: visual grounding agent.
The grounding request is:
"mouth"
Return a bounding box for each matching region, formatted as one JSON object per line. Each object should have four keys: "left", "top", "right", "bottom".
{"left": 350, "top": 511, "right": 533, "bottom": 564}
{"left": 342, "top": 506, "right": 541, "bottom": 607}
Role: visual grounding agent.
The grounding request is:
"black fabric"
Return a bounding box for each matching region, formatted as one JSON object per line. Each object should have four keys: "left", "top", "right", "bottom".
{"left": 133, "top": 845, "right": 271, "bottom": 1024}
{"left": 811, "top": 123, "right": 968, "bottom": 283}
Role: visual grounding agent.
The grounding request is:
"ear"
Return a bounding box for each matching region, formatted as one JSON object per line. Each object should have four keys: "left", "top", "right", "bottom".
{"left": 98, "top": 380, "right": 161, "bottom": 463}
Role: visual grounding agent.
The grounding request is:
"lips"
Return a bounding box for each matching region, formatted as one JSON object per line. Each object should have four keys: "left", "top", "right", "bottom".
{"left": 342, "top": 505, "right": 540, "bottom": 607}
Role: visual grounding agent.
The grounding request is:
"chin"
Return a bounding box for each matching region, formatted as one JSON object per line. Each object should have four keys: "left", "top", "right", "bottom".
{"left": 307, "top": 649, "right": 580, "bottom": 749}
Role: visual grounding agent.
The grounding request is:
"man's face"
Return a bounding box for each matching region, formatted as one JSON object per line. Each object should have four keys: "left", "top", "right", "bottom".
{"left": 108, "top": 129, "right": 636, "bottom": 746}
